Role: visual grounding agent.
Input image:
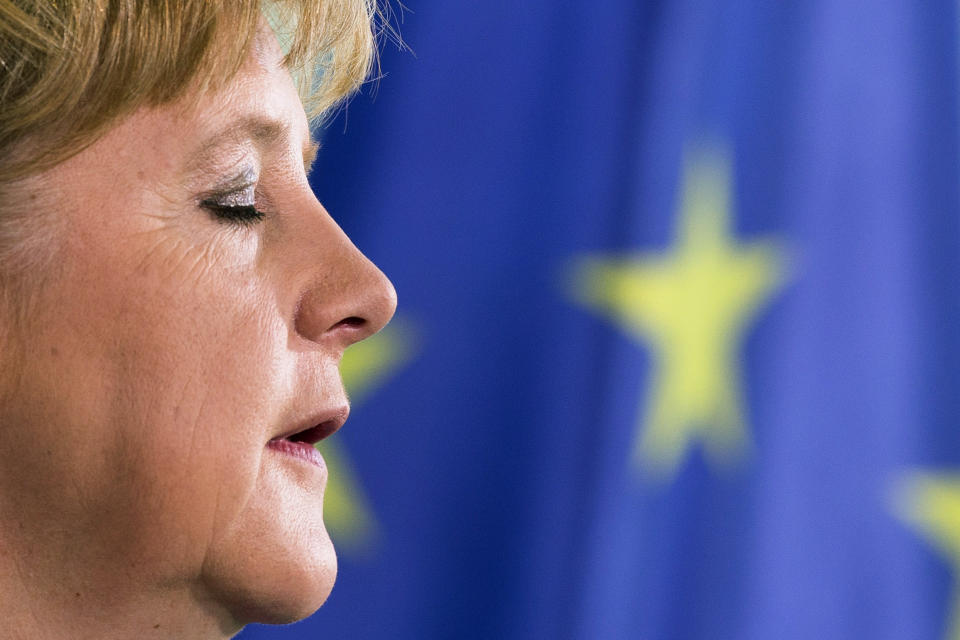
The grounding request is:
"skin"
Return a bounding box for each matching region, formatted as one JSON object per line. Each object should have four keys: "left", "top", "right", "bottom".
{"left": 0, "top": 25, "right": 396, "bottom": 640}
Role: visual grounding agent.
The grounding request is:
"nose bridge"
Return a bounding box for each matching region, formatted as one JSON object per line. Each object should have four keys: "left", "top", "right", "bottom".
{"left": 291, "top": 208, "right": 397, "bottom": 350}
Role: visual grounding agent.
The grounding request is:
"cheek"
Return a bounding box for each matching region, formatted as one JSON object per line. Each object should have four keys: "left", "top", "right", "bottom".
{"left": 109, "top": 247, "right": 338, "bottom": 619}
{"left": 0, "top": 230, "right": 293, "bottom": 596}
{"left": 104, "top": 277, "right": 290, "bottom": 548}
{"left": 43, "top": 229, "right": 290, "bottom": 575}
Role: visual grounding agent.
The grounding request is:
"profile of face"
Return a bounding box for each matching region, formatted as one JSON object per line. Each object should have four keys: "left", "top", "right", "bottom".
{"left": 0, "top": 25, "right": 395, "bottom": 635}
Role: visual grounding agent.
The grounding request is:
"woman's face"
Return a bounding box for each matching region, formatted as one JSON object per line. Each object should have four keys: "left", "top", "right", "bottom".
{"left": 0, "top": 28, "right": 395, "bottom": 629}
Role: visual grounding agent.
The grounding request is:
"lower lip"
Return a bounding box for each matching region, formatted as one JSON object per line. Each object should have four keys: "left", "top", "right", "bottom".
{"left": 267, "top": 439, "right": 326, "bottom": 468}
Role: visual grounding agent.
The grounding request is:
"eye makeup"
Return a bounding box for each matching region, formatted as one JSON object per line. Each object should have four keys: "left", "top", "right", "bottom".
{"left": 199, "top": 166, "right": 265, "bottom": 226}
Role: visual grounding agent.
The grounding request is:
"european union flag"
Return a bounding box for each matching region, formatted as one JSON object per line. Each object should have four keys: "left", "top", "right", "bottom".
{"left": 241, "top": 1, "right": 960, "bottom": 639}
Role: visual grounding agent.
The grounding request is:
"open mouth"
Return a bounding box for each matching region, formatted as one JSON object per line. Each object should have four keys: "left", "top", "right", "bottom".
{"left": 267, "top": 414, "right": 346, "bottom": 468}
{"left": 282, "top": 421, "right": 339, "bottom": 446}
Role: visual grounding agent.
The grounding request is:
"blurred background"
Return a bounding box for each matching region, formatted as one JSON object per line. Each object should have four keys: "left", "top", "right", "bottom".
{"left": 241, "top": 1, "right": 960, "bottom": 638}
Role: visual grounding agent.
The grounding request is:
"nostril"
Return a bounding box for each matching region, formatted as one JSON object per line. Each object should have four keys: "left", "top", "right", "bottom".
{"left": 336, "top": 316, "right": 366, "bottom": 329}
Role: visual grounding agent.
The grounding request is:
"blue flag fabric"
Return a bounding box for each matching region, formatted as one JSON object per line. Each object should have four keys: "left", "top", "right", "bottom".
{"left": 240, "top": 1, "right": 960, "bottom": 639}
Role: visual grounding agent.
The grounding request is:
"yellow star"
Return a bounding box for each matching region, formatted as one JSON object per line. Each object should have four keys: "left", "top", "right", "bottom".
{"left": 894, "top": 473, "right": 960, "bottom": 640}
{"left": 317, "top": 320, "right": 416, "bottom": 554}
{"left": 570, "top": 144, "right": 787, "bottom": 478}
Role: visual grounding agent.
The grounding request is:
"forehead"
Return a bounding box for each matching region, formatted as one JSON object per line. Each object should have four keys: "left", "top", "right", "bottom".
{"left": 89, "top": 27, "right": 311, "bottom": 182}
{"left": 177, "top": 30, "right": 312, "bottom": 163}
{"left": 36, "top": 27, "right": 315, "bottom": 220}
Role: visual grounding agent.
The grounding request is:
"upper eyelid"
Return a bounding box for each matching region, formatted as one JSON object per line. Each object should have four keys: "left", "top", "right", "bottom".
{"left": 204, "top": 184, "right": 256, "bottom": 207}
{"left": 217, "top": 165, "right": 258, "bottom": 190}
{"left": 197, "top": 166, "right": 259, "bottom": 203}
{"left": 193, "top": 144, "right": 315, "bottom": 213}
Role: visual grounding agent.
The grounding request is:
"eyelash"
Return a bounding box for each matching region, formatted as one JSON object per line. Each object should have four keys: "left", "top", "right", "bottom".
{"left": 200, "top": 179, "right": 266, "bottom": 226}
{"left": 200, "top": 201, "right": 266, "bottom": 225}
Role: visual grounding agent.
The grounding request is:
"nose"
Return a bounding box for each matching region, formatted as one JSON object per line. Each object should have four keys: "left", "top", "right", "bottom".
{"left": 292, "top": 213, "right": 397, "bottom": 352}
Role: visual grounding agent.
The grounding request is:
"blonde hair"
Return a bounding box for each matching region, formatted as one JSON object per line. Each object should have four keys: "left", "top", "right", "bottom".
{"left": 0, "top": 0, "right": 379, "bottom": 184}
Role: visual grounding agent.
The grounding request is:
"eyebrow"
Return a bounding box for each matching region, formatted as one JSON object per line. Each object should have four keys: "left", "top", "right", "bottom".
{"left": 189, "top": 115, "right": 320, "bottom": 176}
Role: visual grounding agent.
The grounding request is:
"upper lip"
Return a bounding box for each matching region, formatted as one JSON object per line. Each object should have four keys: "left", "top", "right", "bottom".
{"left": 271, "top": 406, "right": 349, "bottom": 446}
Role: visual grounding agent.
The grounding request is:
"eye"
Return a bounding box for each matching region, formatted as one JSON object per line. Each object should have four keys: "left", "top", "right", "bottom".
{"left": 200, "top": 184, "right": 265, "bottom": 226}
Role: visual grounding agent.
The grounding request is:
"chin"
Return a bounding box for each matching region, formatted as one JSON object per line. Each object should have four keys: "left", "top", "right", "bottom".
{"left": 236, "top": 551, "right": 337, "bottom": 625}
{"left": 201, "top": 522, "right": 338, "bottom": 626}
